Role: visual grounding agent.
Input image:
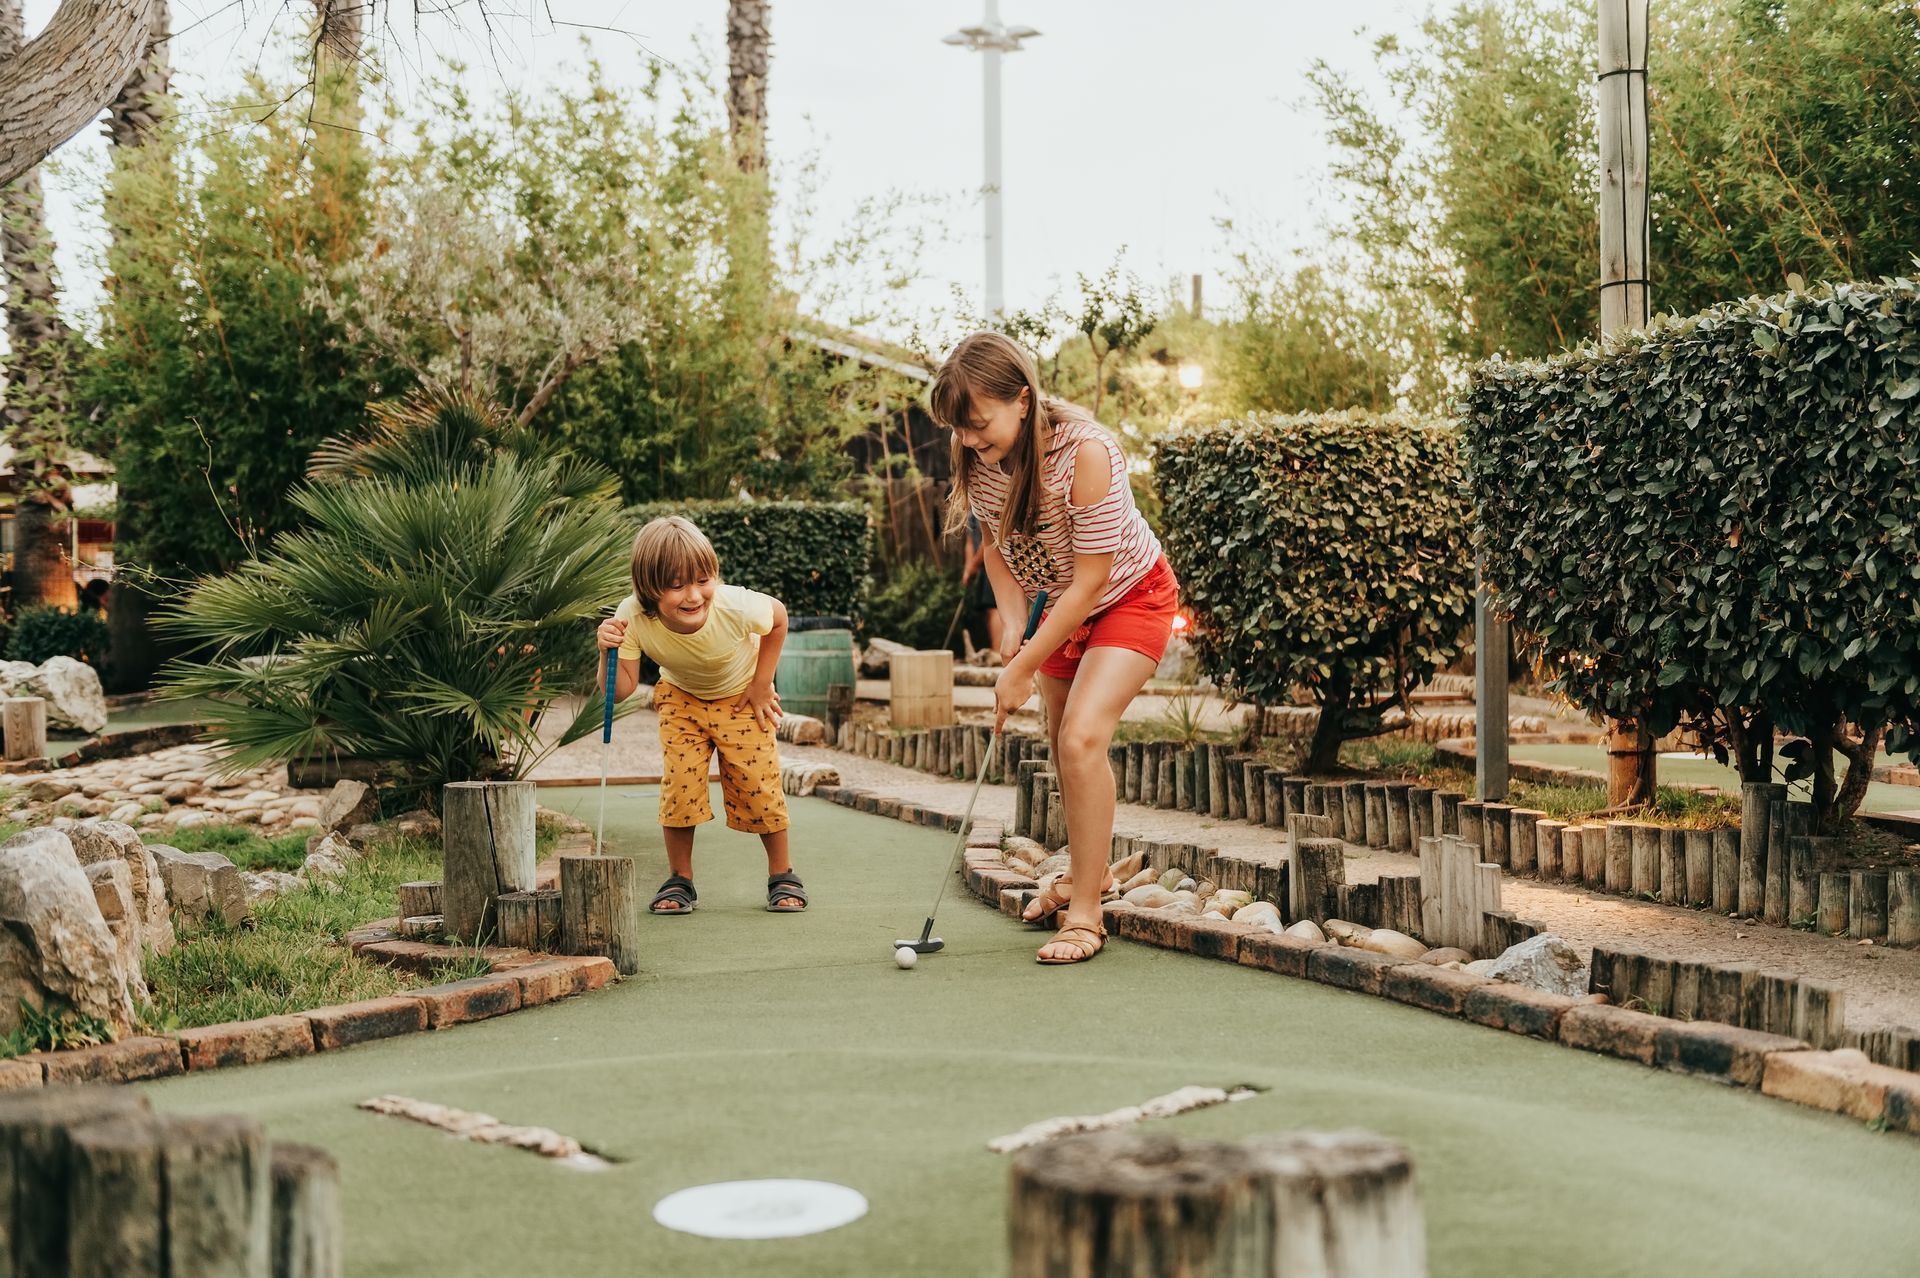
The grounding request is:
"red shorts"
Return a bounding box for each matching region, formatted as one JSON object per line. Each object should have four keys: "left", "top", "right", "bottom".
{"left": 1037, "top": 557, "right": 1180, "bottom": 680}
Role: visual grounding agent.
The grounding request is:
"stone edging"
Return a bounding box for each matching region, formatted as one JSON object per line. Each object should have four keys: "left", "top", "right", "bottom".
{"left": 807, "top": 781, "right": 1920, "bottom": 1139}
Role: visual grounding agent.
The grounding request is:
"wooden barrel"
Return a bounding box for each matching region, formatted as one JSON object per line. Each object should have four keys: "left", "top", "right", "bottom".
{"left": 890, "top": 649, "right": 954, "bottom": 728}
{"left": 774, "top": 618, "right": 856, "bottom": 721}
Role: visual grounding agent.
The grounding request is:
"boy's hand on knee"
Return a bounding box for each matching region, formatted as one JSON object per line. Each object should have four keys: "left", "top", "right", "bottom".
{"left": 738, "top": 678, "right": 782, "bottom": 731}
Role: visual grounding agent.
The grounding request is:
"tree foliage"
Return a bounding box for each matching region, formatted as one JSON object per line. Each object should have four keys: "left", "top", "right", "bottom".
{"left": 1155, "top": 413, "right": 1473, "bottom": 772}
{"left": 156, "top": 387, "right": 633, "bottom": 800}
{"left": 1463, "top": 276, "right": 1920, "bottom": 829}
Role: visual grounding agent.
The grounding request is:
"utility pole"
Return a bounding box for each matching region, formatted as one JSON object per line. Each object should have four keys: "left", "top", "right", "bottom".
{"left": 1596, "top": 0, "right": 1654, "bottom": 806}
{"left": 944, "top": 1, "right": 1040, "bottom": 318}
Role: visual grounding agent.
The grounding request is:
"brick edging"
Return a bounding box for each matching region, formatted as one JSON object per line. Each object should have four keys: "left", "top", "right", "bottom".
{"left": 811, "top": 781, "right": 1920, "bottom": 1138}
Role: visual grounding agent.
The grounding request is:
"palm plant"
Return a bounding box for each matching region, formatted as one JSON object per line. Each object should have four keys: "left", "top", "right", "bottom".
{"left": 156, "top": 386, "right": 634, "bottom": 802}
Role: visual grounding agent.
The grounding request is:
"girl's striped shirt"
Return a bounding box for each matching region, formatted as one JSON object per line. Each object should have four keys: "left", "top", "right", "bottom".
{"left": 967, "top": 415, "right": 1162, "bottom": 615}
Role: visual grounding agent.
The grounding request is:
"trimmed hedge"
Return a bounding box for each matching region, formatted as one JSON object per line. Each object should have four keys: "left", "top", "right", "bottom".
{"left": 1463, "top": 276, "right": 1920, "bottom": 826}
{"left": 1154, "top": 412, "right": 1473, "bottom": 770}
{"left": 627, "top": 499, "right": 870, "bottom": 620}
{"left": 7, "top": 607, "right": 110, "bottom": 667}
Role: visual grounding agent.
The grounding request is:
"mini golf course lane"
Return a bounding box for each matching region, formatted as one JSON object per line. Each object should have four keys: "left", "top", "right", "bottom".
{"left": 142, "top": 786, "right": 1920, "bottom": 1277}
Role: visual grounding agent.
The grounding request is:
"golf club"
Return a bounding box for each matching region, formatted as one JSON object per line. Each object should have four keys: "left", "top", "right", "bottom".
{"left": 594, "top": 645, "right": 618, "bottom": 857}
{"left": 895, "top": 589, "right": 1047, "bottom": 955}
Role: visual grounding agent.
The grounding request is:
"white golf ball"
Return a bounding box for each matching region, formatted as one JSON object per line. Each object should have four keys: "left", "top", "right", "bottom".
{"left": 894, "top": 946, "right": 917, "bottom": 970}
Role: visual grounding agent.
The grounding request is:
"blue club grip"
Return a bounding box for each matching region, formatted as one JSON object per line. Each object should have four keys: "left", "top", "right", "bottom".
{"left": 1023, "top": 590, "right": 1048, "bottom": 642}
{"left": 602, "top": 646, "right": 619, "bottom": 743}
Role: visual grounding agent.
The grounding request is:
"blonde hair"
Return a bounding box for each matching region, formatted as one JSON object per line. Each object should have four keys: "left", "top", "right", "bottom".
{"left": 929, "top": 332, "right": 1099, "bottom": 540}
{"left": 629, "top": 516, "right": 720, "bottom": 616}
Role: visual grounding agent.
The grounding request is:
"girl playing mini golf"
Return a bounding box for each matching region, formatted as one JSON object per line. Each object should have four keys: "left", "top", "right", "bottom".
{"left": 930, "top": 331, "right": 1180, "bottom": 964}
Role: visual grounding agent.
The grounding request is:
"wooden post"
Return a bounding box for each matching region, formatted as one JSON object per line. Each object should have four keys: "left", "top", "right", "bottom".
{"left": 497, "top": 889, "right": 561, "bottom": 951}
{"left": 1683, "top": 830, "right": 1713, "bottom": 909}
{"left": 1763, "top": 784, "right": 1790, "bottom": 925}
{"left": 68, "top": 1114, "right": 166, "bottom": 1278}
{"left": 1457, "top": 800, "right": 1484, "bottom": 852}
{"left": 1850, "top": 871, "right": 1889, "bottom": 941}
{"left": 2, "top": 696, "right": 45, "bottom": 761}
{"left": 1817, "top": 872, "right": 1850, "bottom": 936}
{"left": 1319, "top": 784, "right": 1348, "bottom": 841}
{"left": 1409, "top": 786, "right": 1435, "bottom": 842}
{"left": 1482, "top": 803, "right": 1512, "bottom": 869}
{"left": 1263, "top": 771, "right": 1286, "bottom": 829}
{"left": 1605, "top": 822, "right": 1632, "bottom": 893}
{"left": 1343, "top": 782, "right": 1368, "bottom": 842}
{"left": 1209, "top": 747, "right": 1231, "bottom": 820}
{"left": 1711, "top": 828, "right": 1739, "bottom": 913}
{"left": 0, "top": 1084, "right": 151, "bottom": 1274}
{"left": 1242, "top": 761, "right": 1266, "bottom": 826}
{"left": 1363, "top": 782, "right": 1389, "bottom": 849}
{"left": 269, "top": 1142, "right": 344, "bottom": 1278}
{"left": 1418, "top": 836, "right": 1442, "bottom": 942}
{"left": 1630, "top": 824, "right": 1659, "bottom": 897}
{"left": 1045, "top": 778, "right": 1069, "bottom": 850}
{"left": 890, "top": 650, "right": 955, "bottom": 728}
{"left": 1787, "top": 837, "right": 1820, "bottom": 927}
{"left": 1888, "top": 868, "right": 1920, "bottom": 946}
{"left": 1536, "top": 819, "right": 1565, "bottom": 880}
{"left": 825, "top": 682, "right": 854, "bottom": 738}
{"left": 1659, "top": 828, "right": 1685, "bottom": 904}
{"left": 1385, "top": 783, "right": 1413, "bottom": 853}
{"left": 1007, "top": 1130, "right": 1424, "bottom": 1278}
{"left": 163, "top": 1114, "right": 271, "bottom": 1276}
{"left": 1597, "top": 0, "right": 1654, "bottom": 808}
{"left": 1292, "top": 838, "right": 1346, "bottom": 926}
{"left": 1157, "top": 745, "right": 1177, "bottom": 809}
{"left": 441, "top": 780, "right": 537, "bottom": 944}
{"left": 1507, "top": 809, "right": 1539, "bottom": 876}
{"left": 1436, "top": 790, "right": 1463, "bottom": 836}
{"left": 560, "top": 854, "right": 640, "bottom": 974}
{"left": 1473, "top": 566, "right": 1511, "bottom": 804}
{"left": 397, "top": 881, "right": 441, "bottom": 921}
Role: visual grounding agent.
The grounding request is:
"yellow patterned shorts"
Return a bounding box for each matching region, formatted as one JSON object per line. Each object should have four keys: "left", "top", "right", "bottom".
{"left": 654, "top": 681, "right": 790, "bottom": 834}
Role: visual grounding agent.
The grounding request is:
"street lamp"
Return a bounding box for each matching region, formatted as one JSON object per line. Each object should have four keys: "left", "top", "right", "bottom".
{"left": 944, "top": 1, "right": 1040, "bottom": 319}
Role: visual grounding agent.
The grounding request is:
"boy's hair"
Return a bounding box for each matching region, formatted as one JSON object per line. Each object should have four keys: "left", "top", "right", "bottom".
{"left": 629, "top": 516, "right": 721, "bottom": 616}
{"left": 929, "top": 330, "right": 1097, "bottom": 540}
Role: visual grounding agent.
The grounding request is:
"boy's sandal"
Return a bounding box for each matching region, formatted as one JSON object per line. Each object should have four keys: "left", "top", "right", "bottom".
{"left": 649, "top": 875, "right": 698, "bottom": 915}
{"left": 1036, "top": 921, "right": 1106, "bottom": 965}
{"left": 766, "top": 871, "right": 808, "bottom": 912}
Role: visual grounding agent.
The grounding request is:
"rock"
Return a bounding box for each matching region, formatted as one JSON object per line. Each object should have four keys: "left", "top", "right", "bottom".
{"left": 390, "top": 810, "right": 440, "bottom": 841}
{"left": 171, "top": 810, "right": 215, "bottom": 830}
{"left": 1192, "top": 880, "right": 1217, "bottom": 900}
{"left": 242, "top": 789, "right": 281, "bottom": 804}
{"left": 1357, "top": 928, "right": 1428, "bottom": 960}
{"left": 0, "top": 831, "right": 137, "bottom": 1035}
{"left": 161, "top": 781, "right": 198, "bottom": 801}
{"left": 1464, "top": 959, "right": 1497, "bottom": 977}
{"left": 25, "top": 778, "right": 78, "bottom": 805}
{"left": 347, "top": 823, "right": 383, "bottom": 846}
{"left": 148, "top": 845, "right": 248, "bottom": 927}
{"left": 1419, "top": 947, "right": 1475, "bottom": 966}
{"left": 1123, "top": 885, "right": 1178, "bottom": 909}
{"left": 1108, "top": 848, "right": 1146, "bottom": 882}
{"left": 66, "top": 821, "right": 174, "bottom": 956}
{"left": 1202, "top": 909, "right": 1231, "bottom": 920}
{"left": 1033, "top": 853, "right": 1073, "bottom": 879}
{"left": 19, "top": 656, "right": 108, "bottom": 734}
{"left": 1209, "top": 890, "right": 1253, "bottom": 913}
{"left": 284, "top": 817, "right": 319, "bottom": 832}
{"left": 859, "top": 637, "right": 914, "bottom": 677}
{"left": 107, "top": 803, "right": 144, "bottom": 824}
{"left": 82, "top": 861, "right": 149, "bottom": 1003}
{"left": 1485, "top": 934, "right": 1590, "bottom": 999}
{"left": 242, "top": 869, "right": 304, "bottom": 902}
{"left": 1284, "top": 919, "right": 1326, "bottom": 944}
{"left": 319, "top": 779, "right": 379, "bottom": 832}
{"left": 1324, "top": 919, "right": 1371, "bottom": 945}
{"left": 1118, "top": 867, "right": 1160, "bottom": 894}
{"left": 1158, "top": 868, "right": 1186, "bottom": 891}
{"left": 0, "top": 660, "right": 39, "bottom": 694}
{"left": 1174, "top": 876, "right": 1197, "bottom": 894}
{"left": 1232, "top": 901, "right": 1281, "bottom": 927}
{"left": 303, "top": 850, "right": 349, "bottom": 881}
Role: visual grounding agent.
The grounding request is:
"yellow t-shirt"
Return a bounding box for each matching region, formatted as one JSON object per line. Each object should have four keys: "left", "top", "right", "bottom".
{"left": 614, "top": 584, "right": 777, "bottom": 701}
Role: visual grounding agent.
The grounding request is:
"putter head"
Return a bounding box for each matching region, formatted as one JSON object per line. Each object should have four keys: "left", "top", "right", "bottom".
{"left": 895, "top": 936, "right": 944, "bottom": 954}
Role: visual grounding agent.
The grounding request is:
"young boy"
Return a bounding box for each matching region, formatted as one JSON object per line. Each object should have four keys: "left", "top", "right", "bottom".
{"left": 596, "top": 515, "right": 806, "bottom": 915}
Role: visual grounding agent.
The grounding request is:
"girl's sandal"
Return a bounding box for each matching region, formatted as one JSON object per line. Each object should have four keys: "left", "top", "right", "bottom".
{"left": 1022, "top": 874, "right": 1118, "bottom": 927}
{"left": 1036, "top": 921, "right": 1106, "bottom": 965}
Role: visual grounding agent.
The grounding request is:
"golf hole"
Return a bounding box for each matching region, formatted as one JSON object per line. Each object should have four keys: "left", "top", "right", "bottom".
{"left": 652, "top": 1179, "right": 869, "bottom": 1240}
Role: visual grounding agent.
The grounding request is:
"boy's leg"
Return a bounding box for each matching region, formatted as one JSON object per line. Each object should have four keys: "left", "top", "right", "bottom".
{"left": 654, "top": 683, "right": 716, "bottom": 911}
{"left": 1039, "top": 647, "right": 1157, "bottom": 960}
{"left": 711, "top": 696, "right": 796, "bottom": 907}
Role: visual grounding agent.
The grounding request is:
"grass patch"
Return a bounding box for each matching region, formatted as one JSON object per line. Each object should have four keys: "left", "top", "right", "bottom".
{"left": 142, "top": 834, "right": 442, "bottom": 1030}
{"left": 1506, "top": 783, "right": 1739, "bottom": 828}
{"left": 150, "top": 823, "right": 312, "bottom": 871}
{"left": 1340, "top": 739, "right": 1438, "bottom": 778}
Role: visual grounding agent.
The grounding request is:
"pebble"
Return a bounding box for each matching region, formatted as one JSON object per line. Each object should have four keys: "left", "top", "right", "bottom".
{"left": 1284, "top": 919, "right": 1327, "bottom": 944}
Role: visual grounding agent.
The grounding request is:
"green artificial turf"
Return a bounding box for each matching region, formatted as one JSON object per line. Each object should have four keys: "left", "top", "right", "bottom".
{"left": 141, "top": 786, "right": 1920, "bottom": 1277}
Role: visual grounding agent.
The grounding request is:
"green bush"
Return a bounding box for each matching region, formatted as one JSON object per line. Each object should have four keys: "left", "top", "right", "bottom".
{"left": 627, "top": 499, "right": 870, "bottom": 620}
{"left": 156, "top": 388, "right": 633, "bottom": 802}
{"left": 861, "top": 557, "right": 966, "bottom": 651}
{"left": 1463, "top": 276, "right": 1920, "bottom": 830}
{"left": 7, "top": 607, "right": 110, "bottom": 666}
{"left": 1155, "top": 412, "right": 1473, "bottom": 771}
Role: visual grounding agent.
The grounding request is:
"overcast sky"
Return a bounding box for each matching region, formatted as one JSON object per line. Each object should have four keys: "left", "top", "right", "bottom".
{"left": 30, "top": 0, "right": 1428, "bottom": 335}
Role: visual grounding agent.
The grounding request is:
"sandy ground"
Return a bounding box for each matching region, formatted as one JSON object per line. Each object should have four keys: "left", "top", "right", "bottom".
{"left": 529, "top": 700, "right": 1920, "bottom": 1034}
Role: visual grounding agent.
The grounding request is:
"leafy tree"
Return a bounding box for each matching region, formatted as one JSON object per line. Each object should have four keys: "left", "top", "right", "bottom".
{"left": 156, "top": 387, "right": 631, "bottom": 800}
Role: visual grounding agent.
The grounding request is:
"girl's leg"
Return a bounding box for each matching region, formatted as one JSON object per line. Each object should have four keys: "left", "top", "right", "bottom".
{"left": 1038, "top": 646, "right": 1158, "bottom": 962}
{"left": 1019, "top": 673, "right": 1074, "bottom": 921}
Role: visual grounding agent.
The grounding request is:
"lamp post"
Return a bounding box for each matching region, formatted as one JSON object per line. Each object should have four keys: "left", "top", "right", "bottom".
{"left": 944, "top": 1, "right": 1040, "bottom": 318}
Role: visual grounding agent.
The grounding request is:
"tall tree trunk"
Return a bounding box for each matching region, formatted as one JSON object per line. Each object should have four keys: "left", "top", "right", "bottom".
{"left": 0, "top": 0, "right": 157, "bottom": 186}
{"left": 1, "top": 0, "right": 78, "bottom": 611}
{"left": 97, "top": 0, "right": 171, "bottom": 689}
{"left": 1721, "top": 703, "right": 1773, "bottom": 782}
{"left": 312, "top": 0, "right": 362, "bottom": 180}
{"left": 726, "top": 0, "right": 771, "bottom": 174}
{"left": 1823, "top": 713, "right": 1885, "bottom": 835}
{"left": 1305, "top": 666, "right": 1353, "bottom": 774}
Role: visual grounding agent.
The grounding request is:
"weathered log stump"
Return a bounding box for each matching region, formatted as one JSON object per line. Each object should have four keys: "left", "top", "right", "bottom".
{"left": 162, "top": 1114, "right": 272, "bottom": 1276}
{"left": 1007, "top": 1129, "right": 1424, "bottom": 1278}
{"left": 497, "top": 888, "right": 562, "bottom": 951}
{"left": 2, "top": 696, "right": 46, "bottom": 762}
{"left": 1737, "top": 782, "right": 1771, "bottom": 918}
{"left": 1711, "top": 828, "right": 1739, "bottom": 913}
{"left": 1291, "top": 838, "right": 1347, "bottom": 927}
{"left": 1889, "top": 868, "right": 1920, "bottom": 947}
{"left": 441, "top": 780, "right": 537, "bottom": 944}
{"left": 397, "top": 880, "right": 442, "bottom": 921}
{"left": 1683, "top": 830, "right": 1713, "bottom": 908}
{"left": 270, "top": 1141, "right": 344, "bottom": 1278}
{"left": 559, "top": 854, "right": 640, "bottom": 974}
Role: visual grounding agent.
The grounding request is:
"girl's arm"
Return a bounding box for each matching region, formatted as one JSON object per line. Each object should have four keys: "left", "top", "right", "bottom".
{"left": 978, "top": 540, "right": 1030, "bottom": 658}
